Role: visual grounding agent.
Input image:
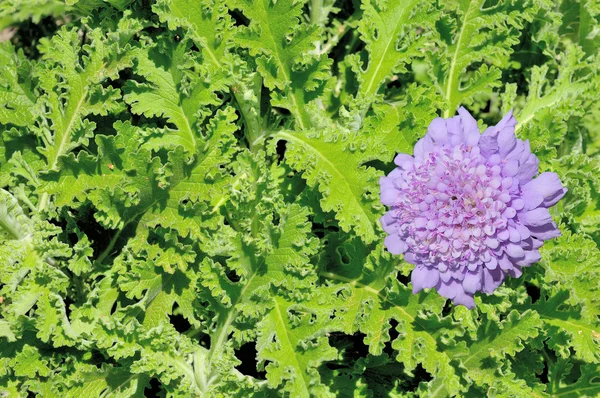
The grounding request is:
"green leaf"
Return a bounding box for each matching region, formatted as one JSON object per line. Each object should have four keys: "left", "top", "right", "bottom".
{"left": 449, "top": 310, "right": 543, "bottom": 396}
{"left": 0, "top": 188, "right": 31, "bottom": 240}
{"left": 0, "top": 0, "right": 69, "bottom": 29}
{"left": 319, "top": 245, "right": 463, "bottom": 397}
{"left": 356, "top": 0, "right": 439, "bottom": 102}
{"left": 234, "top": 0, "right": 331, "bottom": 129}
{"left": 124, "top": 38, "right": 228, "bottom": 154}
{"left": 257, "top": 294, "right": 337, "bottom": 397}
{"left": 0, "top": 43, "right": 36, "bottom": 126}
{"left": 513, "top": 45, "right": 600, "bottom": 154}
{"left": 153, "top": 0, "right": 235, "bottom": 72}
{"left": 9, "top": 344, "right": 52, "bottom": 378}
{"left": 62, "top": 364, "right": 147, "bottom": 398}
{"left": 540, "top": 229, "right": 600, "bottom": 323}
{"left": 275, "top": 129, "right": 383, "bottom": 243}
{"left": 36, "top": 27, "right": 123, "bottom": 172}
{"left": 547, "top": 359, "right": 600, "bottom": 398}
{"left": 432, "top": 0, "right": 545, "bottom": 117}
{"left": 529, "top": 291, "right": 600, "bottom": 363}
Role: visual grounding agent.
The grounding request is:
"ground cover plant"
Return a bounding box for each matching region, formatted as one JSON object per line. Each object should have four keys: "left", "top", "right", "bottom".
{"left": 0, "top": 0, "right": 599, "bottom": 396}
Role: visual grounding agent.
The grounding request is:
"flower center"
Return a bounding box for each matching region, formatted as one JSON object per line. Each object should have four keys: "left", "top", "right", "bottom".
{"left": 394, "top": 144, "right": 516, "bottom": 270}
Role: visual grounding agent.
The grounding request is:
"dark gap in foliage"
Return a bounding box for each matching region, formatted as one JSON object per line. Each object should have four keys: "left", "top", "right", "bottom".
{"left": 524, "top": 282, "right": 541, "bottom": 304}
{"left": 312, "top": 221, "right": 326, "bottom": 239}
{"left": 364, "top": 158, "right": 396, "bottom": 175}
{"left": 145, "top": 378, "right": 162, "bottom": 397}
{"left": 335, "top": 0, "right": 360, "bottom": 21}
{"left": 66, "top": 232, "right": 79, "bottom": 246}
{"left": 482, "top": 0, "right": 500, "bottom": 8}
{"left": 383, "top": 319, "right": 400, "bottom": 357}
{"left": 153, "top": 148, "right": 171, "bottom": 166}
{"left": 408, "top": 364, "right": 432, "bottom": 389}
{"left": 110, "top": 67, "right": 134, "bottom": 91}
{"left": 441, "top": 300, "right": 453, "bottom": 317}
{"left": 110, "top": 298, "right": 118, "bottom": 316}
{"left": 231, "top": 106, "right": 249, "bottom": 148}
{"left": 537, "top": 357, "right": 550, "bottom": 384}
{"left": 63, "top": 296, "right": 73, "bottom": 319}
{"left": 396, "top": 271, "right": 410, "bottom": 287}
{"left": 326, "top": 332, "right": 361, "bottom": 369}
{"left": 272, "top": 106, "right": 291, "bottom": 117}
{"left": 133, "top": 115, "right": 169, "bottom": 129}
{"left": 385, "top": 73, "right": 410, "bottom": 92}
{"left": 65, "top": 205, "right": 126, "bottom": 264}
{"left": 48, "top": 217, "right": 69, "bottom": 235}
{"left": 89, "top": 349, "right": 114, "bottom": 366}
{"left": 480, "top": 98, "right": 492, "bottom": 114}
{"left": 10, "top": 16, "right": 61, "bottom": 59}
{"left": 234, "top": 342, "right": 267, "bottom": 379}
{"left": 330, "top": 26, "right": 365, "bottom": 67}
{"left": 229, "top": 8, "right": 250, "bottom": 27}
{"left": 276, "top": 140, "right": 287, "bottom": 164}
{"left": 506, "top": 19, "right": 551, "bottom": 96}
{"left": 189, "top": 42, "right": 200, "bottom": 56}
{"left": 141, "top": 26, "right": 164, "bottom": 38}
{"left": 272, "top": 212, "right": 281, "bottom": 227}
{"left": 198, "top": 333, "right": 211, "bottom": 349}
{"left": 215, "top": 91, "right": 226, "bottom": 103}
{"left": 169, "top": 310, "right": 191, "bottom": 334}
{"left": 324, "top": 361, "right": 347, "bottom": 371}
{"left": 333, "top": 332, "right": 370, "bottom": 360}
{"left": 259, "top": 83, "right": 271, "bottom": 110}
{"left": 226, "top": 268, "right": 241, "bottom": 283}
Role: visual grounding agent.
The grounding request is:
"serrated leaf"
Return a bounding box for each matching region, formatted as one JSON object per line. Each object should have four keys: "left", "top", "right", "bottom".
{"left": 235, "top": 0, "right": 330, "bottom": 129}
{"left": 356, "top": 0, "right": 438, "bottom": 102}
{"left": 275, "top": 129, "right": 383, "bottom": 243}
{"left": 432, "top": 0, "right": 544, "bottom": 116}
{"left": 0, "top": 43, "right": 36, "bottom": 126}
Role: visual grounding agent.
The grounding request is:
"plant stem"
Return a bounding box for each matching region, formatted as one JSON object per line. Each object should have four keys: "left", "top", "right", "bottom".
{"left": 95, "top": 228, "right": 124, "bottom": 265}
{"left": 233, "top": 74, "right": 265, "bottom": 153}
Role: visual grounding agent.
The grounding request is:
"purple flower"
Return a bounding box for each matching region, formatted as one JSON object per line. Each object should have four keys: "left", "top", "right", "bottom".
{"left": 380, "top": 107, "right": 567, "bottom": 308}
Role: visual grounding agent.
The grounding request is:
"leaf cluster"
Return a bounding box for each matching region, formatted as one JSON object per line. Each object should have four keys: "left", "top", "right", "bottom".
{"left": 0, "top": 1, "right": 599, "bottom": 397}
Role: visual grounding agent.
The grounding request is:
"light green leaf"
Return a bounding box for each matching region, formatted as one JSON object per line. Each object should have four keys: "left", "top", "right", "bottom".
{"left": 275, "top": 129, "right": 383, "bottom": 243}
{"left": 0, "top": 43, "right": 35, "bottom": 126}
{"left": 235, "top": 0, "right": 331, "bottom": 130}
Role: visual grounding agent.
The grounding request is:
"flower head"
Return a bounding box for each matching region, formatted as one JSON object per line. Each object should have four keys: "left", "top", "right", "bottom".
{"left": 380, "top": 108, "right": 567, "bottom": 308}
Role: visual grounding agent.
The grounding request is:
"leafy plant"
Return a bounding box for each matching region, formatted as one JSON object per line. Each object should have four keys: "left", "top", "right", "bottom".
{"left": 0, "top": 0, "right": 599, "bottom": 396}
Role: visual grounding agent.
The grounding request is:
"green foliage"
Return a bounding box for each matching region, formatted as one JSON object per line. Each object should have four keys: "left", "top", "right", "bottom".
{"left": 0, "top": 1, "right": 599, "bottom": 397}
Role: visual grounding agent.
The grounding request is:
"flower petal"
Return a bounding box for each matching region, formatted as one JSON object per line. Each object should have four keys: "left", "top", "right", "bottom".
{"left": 384, "top": 234, "right": 407, "bottom": 255}
{"left": 411, "top": 265, "right": 440, "bottom": 293}
{"left": 518, "top": 208, "right": 552, "bottom": 227}
{"left": 522, "top": 172, "right": 568, "bottom": 207}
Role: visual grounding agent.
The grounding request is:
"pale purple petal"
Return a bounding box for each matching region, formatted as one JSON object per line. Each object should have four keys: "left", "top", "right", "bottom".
{"left": 522, "top": 172, "right": 567, "bottom": 207}
{"left": 518, "top": 208, "right": 552, "bottom": 227}
{"left": 384, "top": 234, "right": 407, "bottom": 254}
{"left": 411, "top": 265, "right": 440, "bottom": 293}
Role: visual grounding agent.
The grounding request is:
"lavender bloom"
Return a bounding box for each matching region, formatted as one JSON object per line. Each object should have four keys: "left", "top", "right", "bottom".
{"left": 380, "top": 108, "right": 567, "bottom": 308}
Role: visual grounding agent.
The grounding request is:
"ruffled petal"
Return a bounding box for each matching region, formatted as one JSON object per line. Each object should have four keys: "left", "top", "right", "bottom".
{"left": 518, "top": 208, "right": 552, "bottom": 227}
{"left": 522, "top": 172, "right": 567, "bottom": 207}
{"left": 462, "top": 268, "right": 483, "bottom": 294}
{"left": 384, "top": 234, "right": 407, "bottom": 255}
{"left": 411, "top": 265, "right": 440, "bottom": 293}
